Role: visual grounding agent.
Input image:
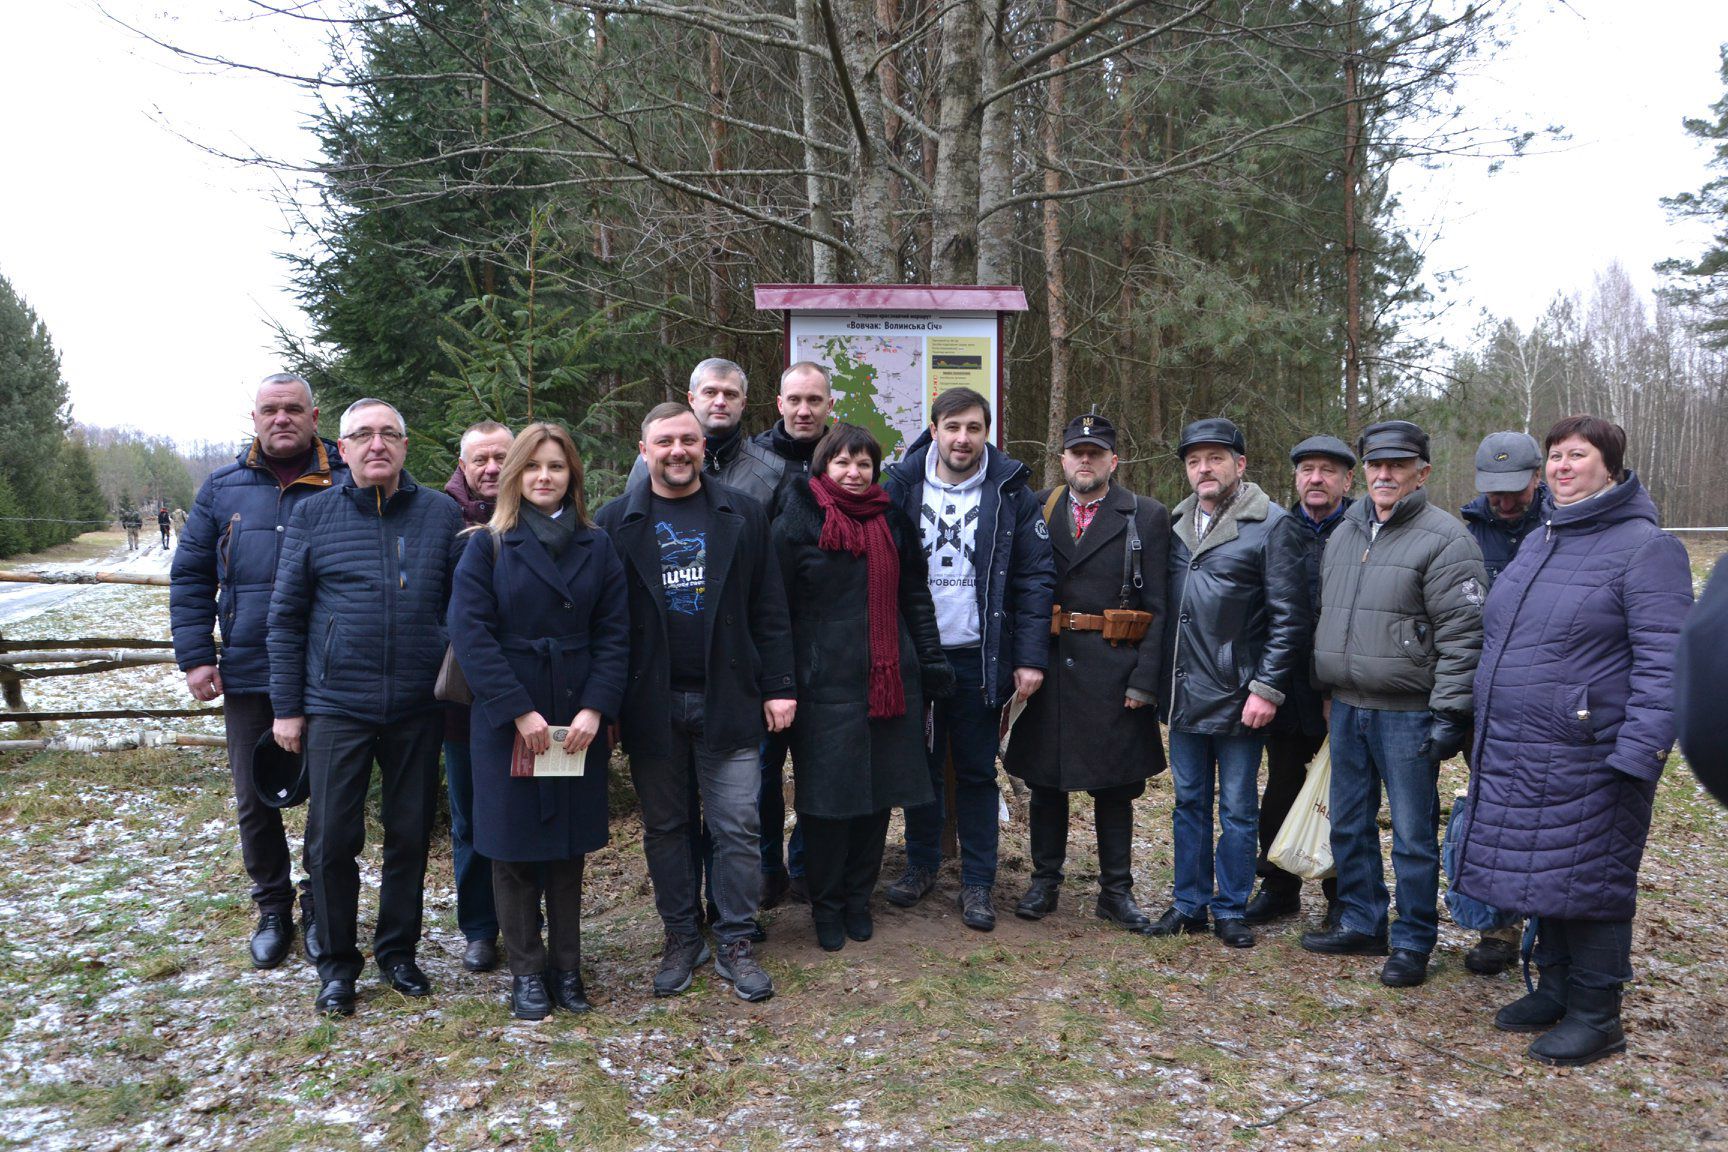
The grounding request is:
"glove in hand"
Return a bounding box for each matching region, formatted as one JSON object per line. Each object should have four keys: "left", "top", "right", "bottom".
{"left": 1419, "top": 710, "right": 1471, "bottom": 766}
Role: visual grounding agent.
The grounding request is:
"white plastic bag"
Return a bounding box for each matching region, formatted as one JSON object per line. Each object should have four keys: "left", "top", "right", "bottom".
{"left": 1268, "top": 738, "right": 1335, "bottom": 880}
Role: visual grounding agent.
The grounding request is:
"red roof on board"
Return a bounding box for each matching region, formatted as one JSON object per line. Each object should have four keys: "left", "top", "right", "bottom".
{"left": 753, "top": 284, "right": 1029, "bottom": 312}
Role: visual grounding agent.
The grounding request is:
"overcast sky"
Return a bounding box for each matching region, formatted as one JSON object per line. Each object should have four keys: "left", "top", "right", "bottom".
{"left": 2, "top": 1, "right": 1727, "bottom": 448}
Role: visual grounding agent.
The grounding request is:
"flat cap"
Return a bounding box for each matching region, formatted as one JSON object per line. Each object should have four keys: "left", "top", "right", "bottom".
{"left": 1178, "top": 417, "right": 1246, "bottom": 458}
{"left": 1289, "top": 434, "right": 1357, "bottom": 469}
{"left": 1357, "top": 419, "right": 1430, "bottom": 463}
{"left": 253, "top": 730, "right": 309, "bottom": 810}
{"left": 1474, "top": 431, "right": 1542, "bottom": 492}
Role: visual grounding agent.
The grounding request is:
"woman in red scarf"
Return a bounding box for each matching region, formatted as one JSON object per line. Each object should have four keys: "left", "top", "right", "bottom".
{"left": 773, "top": 423, "right": 954, "bottom": 950}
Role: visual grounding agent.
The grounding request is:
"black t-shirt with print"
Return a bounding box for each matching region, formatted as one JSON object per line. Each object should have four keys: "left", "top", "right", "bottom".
{"left": 652, "top": 491, "right": 709, "bottom": 689}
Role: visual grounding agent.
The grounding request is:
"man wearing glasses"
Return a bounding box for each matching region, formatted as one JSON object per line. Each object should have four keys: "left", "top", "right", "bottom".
{"left": 268, "top": 398, "right": 467, "bottom": 1016}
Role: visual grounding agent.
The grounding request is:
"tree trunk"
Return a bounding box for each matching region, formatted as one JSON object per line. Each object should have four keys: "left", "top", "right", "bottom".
{"left": 1039, "top": 0, "right": 1072, "bottom": 489}
{"left": 1342, "top": 0, "right": 1362, "bottom": 431}
{"left": 797, "top": 0, "right": 837, "bottom": 282}
{"left": 830, "top": 0, "right": 897, "bottom": 281}
{"left": 706, "top": 31, "right": 733, "bottom": 334}
{"left": 929, "top": 0, "right": 982, "bottom": 284}
{"left": 976, "top": 0, "right": 1015, "bottom": 286}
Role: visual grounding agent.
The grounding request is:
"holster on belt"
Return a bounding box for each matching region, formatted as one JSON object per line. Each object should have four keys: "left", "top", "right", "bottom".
{"left": 1051, "top": 605, "right": 1153, "bottom": 646}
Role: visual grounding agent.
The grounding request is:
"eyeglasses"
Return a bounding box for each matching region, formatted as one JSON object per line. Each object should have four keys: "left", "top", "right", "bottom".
{"left": 342, "top": 428, "right": 405, "bottom": 445}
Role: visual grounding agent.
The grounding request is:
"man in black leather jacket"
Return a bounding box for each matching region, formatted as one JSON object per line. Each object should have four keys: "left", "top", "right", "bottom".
{"left": 1154, "top": 418, "right": 1308, "bottom": 949}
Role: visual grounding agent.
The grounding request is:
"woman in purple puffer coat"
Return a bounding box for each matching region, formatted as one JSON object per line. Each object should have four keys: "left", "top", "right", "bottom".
{"left": 1454, "top": 415, "right": 1693, "bottom": 1068}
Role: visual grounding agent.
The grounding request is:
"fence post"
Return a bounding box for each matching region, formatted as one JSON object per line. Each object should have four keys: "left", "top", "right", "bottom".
{"left": 0, "top": 629, "right": 44, "bottom": 736}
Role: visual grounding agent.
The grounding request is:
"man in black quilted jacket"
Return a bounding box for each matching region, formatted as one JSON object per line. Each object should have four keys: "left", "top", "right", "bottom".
{"left": 267, "top": 398, "right": 466, "bottom": 1016}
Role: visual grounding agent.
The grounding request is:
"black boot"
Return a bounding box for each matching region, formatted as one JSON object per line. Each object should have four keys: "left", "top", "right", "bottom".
{"left": 1494, "top": 965, "right": 1569, "bottom": 1033}
{"left": 1093, "top": 793, "right": 1150, "bottom": 934}
{"left": 1527, "top": 984, "right": 1626, "bottom": 1067}
{"left": 1026, "top": 786, "right": 1068, "bottom": 889}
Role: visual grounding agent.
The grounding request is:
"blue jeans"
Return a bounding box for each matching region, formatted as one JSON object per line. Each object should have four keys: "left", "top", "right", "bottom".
{"left": 1167, "top": 728, "right": 1264, "bottom": 920}
{"left": 442, "top": 739, "right": 498, "bottom": 942}
{"left": 630, "top": 691, "right": 764, "bottom": 944}
{"left": 904, "top": 647, "right": 1000, "bottom": 888}
{"left": 1328, "top": 702, "right": 1440, "bottom": 954}
{"left": 758, "top": 731, "right": 806, "bottom": 879}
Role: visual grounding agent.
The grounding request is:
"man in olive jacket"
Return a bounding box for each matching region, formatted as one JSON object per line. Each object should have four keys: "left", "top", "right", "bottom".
{"left": 1303, "top": 419, "right": 1487, "bottom": 989}
{"left": 1156, "top": 418, "right": 1308, "bottom": 949}
{"left": 1003, "top": 414, "right": 1170, "bottom": 935}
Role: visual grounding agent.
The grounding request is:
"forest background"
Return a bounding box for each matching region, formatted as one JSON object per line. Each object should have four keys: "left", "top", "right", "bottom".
{"left": 8, "top": 0, "right": 1728, "bottom": 557}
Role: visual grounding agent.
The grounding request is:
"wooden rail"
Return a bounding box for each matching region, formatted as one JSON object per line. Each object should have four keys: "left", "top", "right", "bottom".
{"left": 0, "top": 570, "right": 171, "bottom": 587}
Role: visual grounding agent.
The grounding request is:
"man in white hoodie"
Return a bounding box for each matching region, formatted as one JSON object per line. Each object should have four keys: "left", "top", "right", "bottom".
{"left": 879, "top": 387, "right": 1056, "bottom": 931}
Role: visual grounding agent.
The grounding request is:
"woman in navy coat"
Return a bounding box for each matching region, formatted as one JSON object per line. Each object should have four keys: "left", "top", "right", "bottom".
{"left": 1455, "top": 415, "right": 1693, "bottom": 1067}
{"left": 449, "top": 423, "right": 629, "bottom": 1020}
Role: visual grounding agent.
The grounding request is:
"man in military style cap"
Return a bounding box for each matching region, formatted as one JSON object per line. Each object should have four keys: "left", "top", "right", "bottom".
{"left": 1004, "top": 413, "right": 1171, "bottom": 934}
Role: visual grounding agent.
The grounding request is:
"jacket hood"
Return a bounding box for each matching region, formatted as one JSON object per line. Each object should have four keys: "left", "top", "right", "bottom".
{"left": 891, "top": 429, "right": 1031, "bottom": 494}
{"left": 1547, "top": 470, "right": 1657, "bottom": 533}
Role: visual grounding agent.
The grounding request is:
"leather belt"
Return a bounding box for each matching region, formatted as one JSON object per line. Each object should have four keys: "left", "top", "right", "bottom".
{"left": 1052, "top": 610, "right": 1108, "bottom": 634}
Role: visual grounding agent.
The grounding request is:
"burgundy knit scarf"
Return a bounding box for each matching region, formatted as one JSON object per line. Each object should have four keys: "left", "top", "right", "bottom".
{"left": 810, "top": 472, "right": 904, "bottom": 719}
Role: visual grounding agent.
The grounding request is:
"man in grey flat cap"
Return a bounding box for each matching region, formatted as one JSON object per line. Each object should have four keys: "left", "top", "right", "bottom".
{"left": 1245, "top": 434, "right": 1356, "bottom": 927}
{"left": 1454, "top": 430, "right": 1547, "bottom": 976}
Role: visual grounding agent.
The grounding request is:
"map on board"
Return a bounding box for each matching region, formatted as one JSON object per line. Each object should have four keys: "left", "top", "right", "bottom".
{"left": 795, "top": 333, "right": 923, "bottom": 458}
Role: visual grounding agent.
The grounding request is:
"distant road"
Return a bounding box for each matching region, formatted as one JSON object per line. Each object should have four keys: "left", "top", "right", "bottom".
{"left": 0, "top": 541, "right": 174, "bottom": 627}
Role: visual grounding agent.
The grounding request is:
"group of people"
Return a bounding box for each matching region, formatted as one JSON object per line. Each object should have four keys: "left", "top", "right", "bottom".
{"left": 170, "top": 363, "right": 1698, "bottom": 1070}
{"left": 118, "top": 503, "right": 184, "bottom": 550}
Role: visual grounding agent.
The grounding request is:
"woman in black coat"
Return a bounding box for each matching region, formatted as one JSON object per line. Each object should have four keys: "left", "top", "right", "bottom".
{"left": 773, "top": 423, "right": 952, "bottom": 951}
{"left": 449, "top": 423, "right": 628, "bottom": 1019}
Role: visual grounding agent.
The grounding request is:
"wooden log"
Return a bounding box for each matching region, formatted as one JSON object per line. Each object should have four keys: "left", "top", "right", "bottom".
{"left": 0, "top": 650, "right": 180, "bottom": 666}
{"left": 0, "top": 732, "right": 226, "bottom": 752}
{"left": 1, "top": 707, "right": 222, "bottom": 722}
{"left": 0, "top": 629, "right": 41, "bottom": 736}
{"left": 0, "top": 570, "right": 171, "bottom": 587}
{"left": 0, "top": 637, "right": 175, "bottom": 650}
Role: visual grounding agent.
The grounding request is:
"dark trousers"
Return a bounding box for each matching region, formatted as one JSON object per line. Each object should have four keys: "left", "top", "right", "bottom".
{"left": 442, "top": 739, "right": 498, "bottom": 942}
{"left": 493, "top": 857, "right": 584, "bottom": 976}
{"left": 1534, "top": 917, "right": 1634, "bottom": 990}
{"left": 1259, "top": 730, "right": 1337, "bottom": 904}
{"left": 759, "top": 731, "right": 807, "bottom": 878}
{"left": 1028, "top": 782, "right": 1144, "bottom": 896}
{"left": 800, "top": 810, "right": 892, "bottom": 925}
{"left": 304, "top": 711, "right": 441, "bottom": 983}
{"left": 904, "top": 648, "right": 1001, "bottom": 887}
{"left": 630, "top": 691, "right": 762, "bottom": 944}
{"left": 224, "top": 693, "right": 310, "bottom": 919}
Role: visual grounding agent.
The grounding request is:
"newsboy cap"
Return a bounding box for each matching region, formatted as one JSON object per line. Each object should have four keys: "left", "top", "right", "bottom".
{"left": 1063, "top": 412, "right": 1117, "bottom": 452}
{"left": 1177, "top": 417, "right": 1246, "bottom": 458}
{"left": 1357, "top": 419, "right": 1430, "bottom": 463}
{"left": 1474, "top": 431, "right": 1542, "bottom": 493}
{"left": 1289, "top": 434, "right": 1357, "bottom": 469}
{"left": 253, "top": 730, "right": 309, "bottom": 810}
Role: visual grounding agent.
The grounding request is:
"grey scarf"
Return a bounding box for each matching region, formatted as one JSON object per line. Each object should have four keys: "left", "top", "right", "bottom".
{"left": 519, "top": 502, "right": 576, "bottom": 558}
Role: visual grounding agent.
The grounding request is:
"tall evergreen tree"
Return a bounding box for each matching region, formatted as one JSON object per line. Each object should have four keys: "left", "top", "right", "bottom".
{"left": 1659, "top": 45, "right": 1728, "bottom": 345}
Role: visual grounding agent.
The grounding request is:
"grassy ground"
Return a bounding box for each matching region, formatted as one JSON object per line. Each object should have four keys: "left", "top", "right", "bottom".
{"left": 2, "top": 536, "right": 1726, "bottom": 1150}
{"left": 0, "top": 530, "right": 128, "bottom": 570}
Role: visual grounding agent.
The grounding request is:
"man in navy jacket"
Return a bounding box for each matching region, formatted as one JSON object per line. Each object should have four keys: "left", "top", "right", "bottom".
{"left": 170, "top": 373, "right": 346, "bottom": 970}
{"left": 879, "top": 387, "right": 1055, "bottom": 932}
{"left": 268, "top": 398, "right": 465, "bottom": 1016}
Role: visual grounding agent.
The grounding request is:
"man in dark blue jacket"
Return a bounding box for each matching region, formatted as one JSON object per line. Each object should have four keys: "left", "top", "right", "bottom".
{"left": 1456, "top": 430, "right": 1546, "bottom": 976}
{"left": 879, "top": 387, "right": 1056, "bottom": 932}
{"left": 267, "top": 398, "right": 466, "bottom": 1016}
{"left": 170, "top": 372, "right": 347, "bottom": 970}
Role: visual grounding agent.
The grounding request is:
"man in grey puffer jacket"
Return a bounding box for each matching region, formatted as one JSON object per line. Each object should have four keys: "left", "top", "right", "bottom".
{"left": 1301, "top": 419, "right": 1486, "bottom": 989}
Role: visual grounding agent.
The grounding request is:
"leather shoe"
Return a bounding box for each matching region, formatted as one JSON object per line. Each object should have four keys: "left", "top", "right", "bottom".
{"left": 1148, "top": 906, "right": 1208, "bottom": 937}
{"left": 1214, "top": 917, "right": 1256, "bottom": 949}
{"left": 510, "top": 973, "right": 551, "bottom": 1020}
{"left": 885, "top": 866, "right": 938, "bottom": 908}
{"left": 302, "top": 914, "right": 323, "bottom": 964}
{"left": 549, "top": 968, "right": 591, "bottom": 1014}
{"left": 382, "top": 961, "right": 432, "bottom": 997}
{"left": 1380, "top": 949, "right": 1430, "bottom": 987}
{"left": 463, "top": 938, "right": 500, "bottom": 973}
{"left": 1095, "top": 891, "right": 1154, "bottom": 935}
{"left": 1242, "top": 888, "right": 1300, "bottom": 926}
{"left": 315, "top": 979, "right": 356, "bottom": 1016}
{"left": 250, "top": 911, "right": 291, "bottom": 970}
{"left": 1464, "top": 935, "right": 1518, "bottom": 976}
{"left": 1300, "top": 926, "right": 1389, "bottom": 956}
{"left": 958, "top": 886, "right": 996, "bottom": 932}
{"left": 1015, "top": 879, "right": 1061, "bottom": 921}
